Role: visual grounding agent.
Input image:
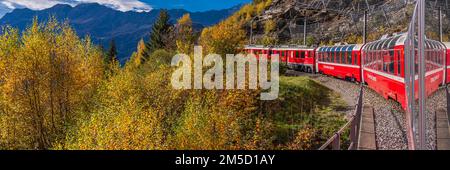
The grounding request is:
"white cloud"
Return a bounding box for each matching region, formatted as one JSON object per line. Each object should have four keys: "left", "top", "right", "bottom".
{"left": 0, "top": 0, "right": 152, "bottom": 12}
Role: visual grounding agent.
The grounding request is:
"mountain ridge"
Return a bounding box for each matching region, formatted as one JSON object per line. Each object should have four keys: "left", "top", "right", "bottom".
{"left": 0, "top": 3, "right": 240, "bottom": 62}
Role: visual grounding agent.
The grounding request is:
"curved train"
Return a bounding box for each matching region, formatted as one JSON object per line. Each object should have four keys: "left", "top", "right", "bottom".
{"left": 245, "top": 33, "right": 450, "bottom": 110}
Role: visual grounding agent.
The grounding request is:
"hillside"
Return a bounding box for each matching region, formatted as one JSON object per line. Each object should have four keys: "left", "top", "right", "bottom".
{"left": 0, "top": 3, "right": 239, "bottom": 63}
{"left": 247, "top": 0, "right": 450, "bottom": 46}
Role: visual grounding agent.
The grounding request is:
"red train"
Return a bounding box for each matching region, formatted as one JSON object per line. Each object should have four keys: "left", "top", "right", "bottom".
{"left": 245, "top": 33, "right": 450, "bottom": 110}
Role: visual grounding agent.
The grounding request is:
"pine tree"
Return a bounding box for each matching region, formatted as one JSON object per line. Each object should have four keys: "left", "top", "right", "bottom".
{"left": 146, "top": 10, "right": 171, "bottom": 54}
{"left": 107, "top": 39, "right": 118, "bottom": 64}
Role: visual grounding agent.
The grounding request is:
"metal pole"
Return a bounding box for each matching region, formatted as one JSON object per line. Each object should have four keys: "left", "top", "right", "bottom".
{"left": 418, "top": 0, "right": 426, "bottom": 150}
{"left": 304, "top": 16, "right": 307, "bottom": 46}
{"left": 439, "top": 7, "right": 443, "bottom": 42}
{"left": 363, "top": 10, "right": 367, "bottom": 44}
{"left": 250, "top": 19, "right": 253, "bottom": 44}
{"left": 405, "top": 2, "right": 419, "bottom": 150}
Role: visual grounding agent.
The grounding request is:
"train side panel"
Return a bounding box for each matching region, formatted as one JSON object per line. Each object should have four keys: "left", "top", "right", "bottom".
{"left": 444, "top": 42, "right": 450, "bottom": 84}
{"left": 287, "top": 49, "right": 316, "bottom": 73}
{"left": 317, "top": 45, "right": 362, "bottom": 82}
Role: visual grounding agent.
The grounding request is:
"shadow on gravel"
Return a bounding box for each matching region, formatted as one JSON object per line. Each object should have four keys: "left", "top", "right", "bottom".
{"left": 389, "top": 108, "right": 408, "bottom": 144}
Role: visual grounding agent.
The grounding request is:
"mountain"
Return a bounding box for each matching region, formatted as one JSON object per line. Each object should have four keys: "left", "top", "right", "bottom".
{"left": 0, "top": 3, "right": 239, "bottom": 63}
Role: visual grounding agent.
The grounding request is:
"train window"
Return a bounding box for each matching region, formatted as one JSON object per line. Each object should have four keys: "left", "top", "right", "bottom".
{"left": 300, "top": 51, "right": 306, "bottom": 58}
{"left": 282, "top": 51, "right": 286, "bottom": 57}
{"left": 364, "top": 52, "right": 367, "bottom": 66}
{"left": 340, "top": 52, "right": 345, "bottom": 64}
{"left": 378, "top": 52, "right": 382, "bottom": 71}
{"left": 397, "top": 51, "right": 402, "bottom": 76}
{"left": 330, "top": 51, "right": 334, "bottom": 63}
{"left": 383, "top": 52, "right": 387, "bottom": 72}
{"left": 326, "top": 52, "right": 330, "bottom": 62}
{"left": 370, "top": 52, "right": 373, "bottom": 66}
{"left": 434, "top": 51, "right": 438, "bottom": 65}
{"left": 430, "top": 51, "right": 434, "bottom": 63}
{"left": 389, "top": 51, "right": 394, "bottom": 74}
{"left": 347, "top": 51, "right": 352, "bottom": 65}
{"left": 334, "top": 51, "right": 341, "bottom": 63}
{"left": 295, "top": 51, "right": 300, "bottom": 58}
{"left": 329, "top": 52, "right": 332, "bottom": 62}
{"left": 335, "top": 51, "right": 339, "bottom": 63}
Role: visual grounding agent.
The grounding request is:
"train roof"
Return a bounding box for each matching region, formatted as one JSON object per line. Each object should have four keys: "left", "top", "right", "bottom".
{"left": 244, "top": 45, "right": 316, "bottom": 50}
{"left": 442, "top": 42, "right": 450, "bottom": 49}
{"left": 317, "top": 44, "right": 363, "bottom": 52}
{"left": 244, "top": 45, "right": 270, "bottom": 50}
{"left": 363, "top": 33, "right": 446, "bottom": 51}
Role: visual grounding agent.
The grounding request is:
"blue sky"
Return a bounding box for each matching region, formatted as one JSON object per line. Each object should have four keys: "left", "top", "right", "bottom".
{"left": 142, "top": 0, "right": 252, "bottom": 11}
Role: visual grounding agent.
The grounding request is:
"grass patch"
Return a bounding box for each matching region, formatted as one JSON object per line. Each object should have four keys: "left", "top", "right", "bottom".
{"left": 264, "top": 76, "right": 349, "bottom": 149}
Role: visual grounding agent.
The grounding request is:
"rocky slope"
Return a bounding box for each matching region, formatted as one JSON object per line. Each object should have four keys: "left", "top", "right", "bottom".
{"left": 249, "top": 0, "right": 450, "bottom": 46}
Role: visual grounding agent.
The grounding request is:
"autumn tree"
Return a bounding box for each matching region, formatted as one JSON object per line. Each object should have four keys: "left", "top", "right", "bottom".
{"left": 128, "top": 39, "right": 146, "bottom": 68}
{"left": 199, "top": 21, "right": 246, "bottom": 55}
{"left": 0, "top": 18, "right": 104, "bottom": 149}
{"left": 175, "top": 14, "right": 195, "bottom": 54}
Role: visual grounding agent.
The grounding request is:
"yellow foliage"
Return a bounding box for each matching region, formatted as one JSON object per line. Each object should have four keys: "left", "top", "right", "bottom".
{"left": 288, "top": 127, "right": 317, "bottom": 150}
{"left": 175, "top": 14, "right": 195, "bottom": 54}
{"left": 264, "top": 19, "right": 276, "bottom": 34}
{"left": 199, "top": 22, "right": 246, "bottom": 55}
{"left": 0, "top": 17, "right": 104, "bottom": 149}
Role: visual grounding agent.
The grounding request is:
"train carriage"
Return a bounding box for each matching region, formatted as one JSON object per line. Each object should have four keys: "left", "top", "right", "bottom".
{"left": 245, "top": 45, "right": 316, "bottom": 73}
{"left": 284, "top": 46, "right": 316, "bottom": 73}
{"left": 270, "top": 46, "right": 290, "bottom": 63}
{"left": 316, "top": 44, "right": 363, "bottom": 82}
{"left": 362, "top": 33, "right": 446, "bottom": 109}
{"left": 244, "top": 45, "right": 270, "bottom": 60}
{"left": 443, "top": 42, "right": 450, "bottom": 84}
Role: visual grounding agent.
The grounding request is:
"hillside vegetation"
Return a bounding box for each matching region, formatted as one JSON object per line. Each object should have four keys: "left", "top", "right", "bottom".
{"left": 0, "top": 0, "right": 348, "bottom": 150}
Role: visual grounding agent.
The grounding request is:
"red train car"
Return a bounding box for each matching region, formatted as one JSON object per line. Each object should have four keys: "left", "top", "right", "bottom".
{"left": 269, "top": 46, "right": 290, "bottom": 64}
{"left": 245, "top": 45, "right": 316, "bottom": 73}
{"left": 283, "top": 46, "right": 316, "bottom": 73}
{"left": 362, "top": 34, "right": 446, "bottom": 109}
{"left": 316, "top": 44, "right": 363, "bottom": 82}
{"left": 443, "top": 42, "right": 450, "bottom": 84}
{"left": 244, "top": 45, "right": 270, "bottom": 59}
